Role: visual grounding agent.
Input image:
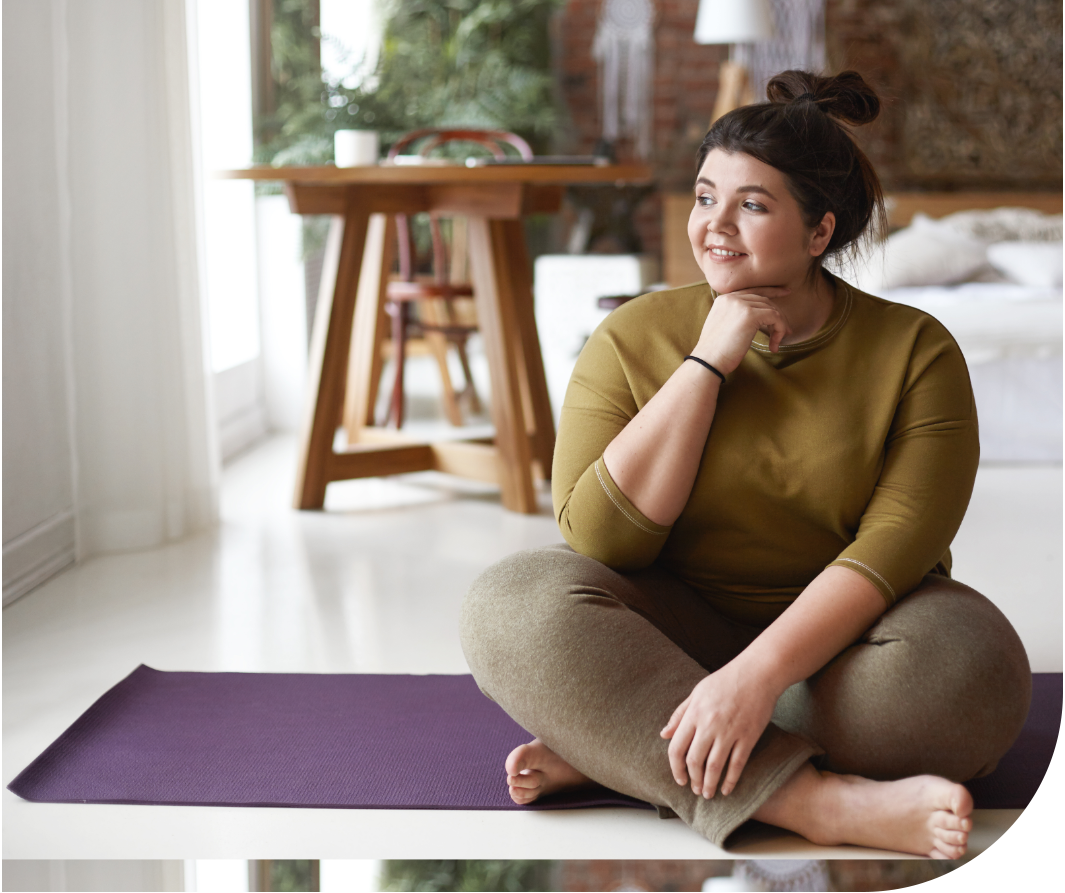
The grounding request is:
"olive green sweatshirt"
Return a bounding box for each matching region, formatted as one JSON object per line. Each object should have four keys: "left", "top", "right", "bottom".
{"left": 552, "top": 275, "right": 979, "bottom": 626}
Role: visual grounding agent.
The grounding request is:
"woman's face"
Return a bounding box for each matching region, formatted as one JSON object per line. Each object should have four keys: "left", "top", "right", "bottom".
{"left": 687, "top": 149, "right": 833, "bottom": 294}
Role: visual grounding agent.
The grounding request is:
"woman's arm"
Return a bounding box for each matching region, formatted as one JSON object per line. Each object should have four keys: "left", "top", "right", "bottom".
{"left": 662, "top": 564, "right": 885, "bottom": 797}
{"left": 603, "top": 287, "right": 791, "bottom": 525}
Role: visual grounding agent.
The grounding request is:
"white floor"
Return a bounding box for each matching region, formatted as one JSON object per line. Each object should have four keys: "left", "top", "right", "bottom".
{"left": 3, "top": 436, "right": 1060, "bottom": 861}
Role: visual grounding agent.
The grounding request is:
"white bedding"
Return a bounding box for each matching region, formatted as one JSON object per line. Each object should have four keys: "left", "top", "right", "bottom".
{"left": 875, "top": 282, "right": 1062, "bottom": 364}
{"left": 875, "top": 282, "right": 1063, "bottom": 462}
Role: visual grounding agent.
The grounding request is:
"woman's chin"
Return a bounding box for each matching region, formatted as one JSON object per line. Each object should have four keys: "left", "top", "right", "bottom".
{"left": 702, "top": 269, "right": 756, "bottom": 295}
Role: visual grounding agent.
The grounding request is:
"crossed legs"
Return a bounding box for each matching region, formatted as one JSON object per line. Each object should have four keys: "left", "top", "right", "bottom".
{"left": 459, "top": 545, "right": 1031, "bottom": 854}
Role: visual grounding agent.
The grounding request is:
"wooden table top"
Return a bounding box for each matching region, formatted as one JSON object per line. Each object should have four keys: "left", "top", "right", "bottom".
{"left": 216, "top": 162, "right": 654, "bottom": 186}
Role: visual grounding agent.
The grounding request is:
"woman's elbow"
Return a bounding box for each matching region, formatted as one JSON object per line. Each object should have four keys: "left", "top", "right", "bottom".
{"left": 558, "top": 520, "right": 657, "bottom": 572}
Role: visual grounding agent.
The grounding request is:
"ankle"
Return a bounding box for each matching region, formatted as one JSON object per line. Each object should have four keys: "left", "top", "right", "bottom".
{"left": 798, "top": 769, "right": 849, "bottom": 846}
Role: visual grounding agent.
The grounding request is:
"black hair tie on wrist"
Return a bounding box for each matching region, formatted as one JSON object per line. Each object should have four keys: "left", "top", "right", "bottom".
{"left": 684, "top": 355, "right": 726, "bottom": 383}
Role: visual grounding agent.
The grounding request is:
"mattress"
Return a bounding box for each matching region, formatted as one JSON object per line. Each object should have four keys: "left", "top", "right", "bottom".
{"left": 876, "top": 282, "right": 1062, "bottom": 364}
{"left": 877, "top": 283, "right": 1063, "bottom": 462}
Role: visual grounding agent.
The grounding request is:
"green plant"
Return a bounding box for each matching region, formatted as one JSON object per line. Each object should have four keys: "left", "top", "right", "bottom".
{"left": 380, "top": 860, "right": 557, "bottom": 892}
{"left": 264, "top": 860, "right": 317, "bottom": 892}
{"left": 254, "top": 0, "right": 566, "bottom": 168}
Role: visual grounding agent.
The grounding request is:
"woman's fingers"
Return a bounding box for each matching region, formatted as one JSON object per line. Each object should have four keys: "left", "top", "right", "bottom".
{"left": 699, "top": 736, "right": 734, "bottom": 799}
{"left": 720, "top": 740, "right": 752, "bottom": 797}
{"left": 667, "top": 716, "right": 696, "bottom": 785}
{"left": 722, "top": 286, "right": 791, "bottom": 300}
{"left": 766, "top": 320, "right": 789, "bottom": 352}
{"left": 685, "top": 725, "right": 715, "bottom": 796}
{"left": 660, "top": 695, "right": 691, "bottom": 739}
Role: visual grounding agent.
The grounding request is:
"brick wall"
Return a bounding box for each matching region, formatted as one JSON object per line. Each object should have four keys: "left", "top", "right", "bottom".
{"left": 555, "top": 0, "right": 725, "bottom": 259}
{"left": 554, "top": 0, "right": 1063, "bottom": 260}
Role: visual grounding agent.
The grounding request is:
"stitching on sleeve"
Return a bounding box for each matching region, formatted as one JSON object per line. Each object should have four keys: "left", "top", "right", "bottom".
{"left": 835, "top": 558, "right": 896, "bottom": 599}
{"left": 594, "top": 460, "right": 666, "bottom": 535}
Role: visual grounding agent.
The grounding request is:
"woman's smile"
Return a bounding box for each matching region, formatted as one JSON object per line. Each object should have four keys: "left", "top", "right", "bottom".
{"left": 688, "top": 149, "right": 830, "bottom": 295}
{"left": 705, "top": 244, "right": 748, "bottom": 262}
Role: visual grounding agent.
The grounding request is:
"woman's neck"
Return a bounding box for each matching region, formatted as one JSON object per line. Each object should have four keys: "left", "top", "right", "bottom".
{"left": 779, "top": 269, "right": 835, "bottom": 345}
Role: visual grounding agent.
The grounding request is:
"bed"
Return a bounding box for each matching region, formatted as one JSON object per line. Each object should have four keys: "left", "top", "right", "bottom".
{"left": 663, "top": 191, "right": 1064, "bottom": 462}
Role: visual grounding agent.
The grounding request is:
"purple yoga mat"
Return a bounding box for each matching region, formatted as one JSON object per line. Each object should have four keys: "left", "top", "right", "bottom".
{"left": 965, "top": 672, "right": 1062, "bottom": 809}
{"left": 8, "top": 667, "right": 1059, "bottom": 811}
{"left": 6, "top": 665, "right": 646, "bottom": 811}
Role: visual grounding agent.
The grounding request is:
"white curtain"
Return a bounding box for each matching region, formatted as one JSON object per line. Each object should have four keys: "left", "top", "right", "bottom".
{"left": 55, "top": 0, "right": 219, "bottom": 556}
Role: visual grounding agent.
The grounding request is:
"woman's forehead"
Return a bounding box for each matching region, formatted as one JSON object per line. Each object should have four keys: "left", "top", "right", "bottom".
{"left": 697, "top": 150, "right": 786, "bottom": 190}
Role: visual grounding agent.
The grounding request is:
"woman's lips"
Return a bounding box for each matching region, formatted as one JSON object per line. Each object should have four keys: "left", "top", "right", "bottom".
{"left": 705, "top": 245, "right": 747, "bottom": 263}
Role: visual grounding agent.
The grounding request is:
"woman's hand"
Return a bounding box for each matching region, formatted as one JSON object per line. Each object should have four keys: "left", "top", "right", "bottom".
{"left": 660, "top": 658, "right": 781, "bottom": 799}
{"left": 692, "top": 287, "right": 792, "bottom": 374}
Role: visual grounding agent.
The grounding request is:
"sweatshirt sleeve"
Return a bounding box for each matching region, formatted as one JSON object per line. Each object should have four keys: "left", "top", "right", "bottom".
{"left": 828, "top": 322, "right": 979, "bottom": 605}
{"left": 551, "top": 322, "right": 673, "bottom": 570}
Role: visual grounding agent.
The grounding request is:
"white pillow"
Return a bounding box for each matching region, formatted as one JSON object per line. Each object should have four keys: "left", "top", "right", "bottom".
{"left": 986, "top": 241, "right": 1064, "bottom": 288}
{"left": 858, "top": 214, "right": 988, "bottom": 290}
{"left": 938, "top": 207, "right": 1063, "bottom": 244}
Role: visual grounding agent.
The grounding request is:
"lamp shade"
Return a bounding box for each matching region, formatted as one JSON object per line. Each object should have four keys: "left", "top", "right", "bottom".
{"left": 694, "top": 0, "right": 775, "bottom": 45}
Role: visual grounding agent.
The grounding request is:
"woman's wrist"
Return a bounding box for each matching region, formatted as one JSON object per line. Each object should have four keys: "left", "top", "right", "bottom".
{"left": 684, "top": 355, "right": 726, "bottom": 382}
{"left": 690, "top": 340, "right": 739, "bottom": 376}
{"left": 729, "top": 643, "right": 793, "bottom": 701}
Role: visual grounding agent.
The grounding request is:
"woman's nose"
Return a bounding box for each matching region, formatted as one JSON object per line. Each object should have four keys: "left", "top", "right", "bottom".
{"left": 708, "top": 210, "right": 737, "bottom": 235}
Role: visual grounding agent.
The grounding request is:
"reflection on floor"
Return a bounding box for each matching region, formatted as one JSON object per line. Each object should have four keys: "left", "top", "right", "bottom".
{"left": 2, "top": 435, "right": 1060, "bottom": 862}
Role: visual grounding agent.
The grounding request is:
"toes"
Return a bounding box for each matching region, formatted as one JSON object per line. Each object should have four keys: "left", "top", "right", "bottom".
{"left": 949, "top": 784, "right": 974, "bottom": 818}
{"left": 505, "top": 740, "right": 537, "bottom": 776}
{"left": 933, "top": 827, "right": 967, "bottom": 847}
{"left": 929, "top": 842, "right": 966, "bottom": 860}
{"left": 507, "top": 771, "right": 542, "bottom": 790}
{"left": 936, "top": 811, "right": 967, "bottom": 832}
{"left": 508, "top": 785, "right": 538, "bottom": 805}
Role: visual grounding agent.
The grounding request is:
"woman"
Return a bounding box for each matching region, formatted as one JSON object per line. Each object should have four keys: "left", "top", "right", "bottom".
{"left": 460, "top": 70, "right": 1031, "bottom": 858}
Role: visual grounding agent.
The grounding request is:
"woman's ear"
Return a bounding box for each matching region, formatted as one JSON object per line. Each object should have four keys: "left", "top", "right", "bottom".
{"left": 809, "top": 212, "right": 836, "bottom": 258}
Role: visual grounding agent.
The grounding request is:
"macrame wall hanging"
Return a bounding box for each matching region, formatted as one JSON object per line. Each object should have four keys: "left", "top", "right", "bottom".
{"left": 735, "top": 858, "right": 831, "bottom": 892}
{"left": 592, "top": 0, "right": 655, "bottom": 158}
{"left": 735, "top": 0, "right": 827, "bottom": 101}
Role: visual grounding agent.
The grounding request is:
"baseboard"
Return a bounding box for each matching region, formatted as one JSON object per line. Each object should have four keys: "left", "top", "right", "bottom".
{"left": 219, "top": 402, "right": 269, "bottom": 463}
{"left": 3, "top": 510, "right": 76, "bottom": 606}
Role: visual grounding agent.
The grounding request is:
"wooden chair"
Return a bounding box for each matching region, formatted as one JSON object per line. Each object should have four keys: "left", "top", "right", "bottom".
{"left": 382, "top": 129, "right": 534, "bottom": 428}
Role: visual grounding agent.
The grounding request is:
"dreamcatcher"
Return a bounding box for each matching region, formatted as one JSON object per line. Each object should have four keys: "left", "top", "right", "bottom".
{"left": 735, "top": 859, "right": 830, "bottom": 892}
{"left": 593, "top": 0, "right": 655, "bottom": 158}
{"left": 736, "top": 0, "right": 827, "bottom": 101}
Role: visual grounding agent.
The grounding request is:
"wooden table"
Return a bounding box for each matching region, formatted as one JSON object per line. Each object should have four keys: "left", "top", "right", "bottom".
{"left": 218, "top": 163, "right": 652, "bottom": 513}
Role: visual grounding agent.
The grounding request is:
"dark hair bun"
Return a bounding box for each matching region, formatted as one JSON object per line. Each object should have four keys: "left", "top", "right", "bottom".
{"left": 766, "top": 69, "right": 880, "bottom": 127}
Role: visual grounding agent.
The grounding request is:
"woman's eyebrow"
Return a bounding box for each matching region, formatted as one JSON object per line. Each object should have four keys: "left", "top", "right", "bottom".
{"left": 695, "top": 177, "right": 777, "bottom": 200}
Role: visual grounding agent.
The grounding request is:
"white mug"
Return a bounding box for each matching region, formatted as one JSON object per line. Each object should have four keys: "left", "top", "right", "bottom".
{"left": 334, "top": 130, "right": 379, "bottom": 167}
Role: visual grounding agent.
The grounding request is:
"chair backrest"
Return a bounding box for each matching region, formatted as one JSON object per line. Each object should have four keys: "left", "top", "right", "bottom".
{"left": 390, "top": 129, "right": 532, "bottom": 284}
{"left": 387, "top": 128, "right": 534, "bottom": 162}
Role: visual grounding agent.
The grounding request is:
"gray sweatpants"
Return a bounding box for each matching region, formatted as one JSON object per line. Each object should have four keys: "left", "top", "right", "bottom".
{"left": 459, "top": 544, "right": 1031, "bottom": 847}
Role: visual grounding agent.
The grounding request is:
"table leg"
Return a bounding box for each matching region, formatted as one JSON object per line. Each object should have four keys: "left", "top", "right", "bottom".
{"left": 344, "top": 214, "right": 395, "bottom": 438}
{"left": 498, "top": 219, "right": 557, "bottom": 479}
{"left": 292, "top": 205, "right": 370, "bottom": 509}
{"left": 466, "top": 217, "right": 538, "bottom": 513}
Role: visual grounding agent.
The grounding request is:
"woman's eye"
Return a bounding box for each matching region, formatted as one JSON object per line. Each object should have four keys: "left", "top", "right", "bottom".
{"left": 743, "top": 201, "right": 766, "bottom": 212}
{"left": 697, "top": 194, "right": 715, "bottom": 207}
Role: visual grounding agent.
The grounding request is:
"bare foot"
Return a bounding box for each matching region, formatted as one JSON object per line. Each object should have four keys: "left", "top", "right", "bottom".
{"left": 504, "top": 738, "right": 592, "bottom": 805}
{"left": 755, "top": 763, "right": 974, "bottom": 859}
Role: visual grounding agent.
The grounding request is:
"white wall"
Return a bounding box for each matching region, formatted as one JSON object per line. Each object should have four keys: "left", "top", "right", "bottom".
{"left": 2, "top": 860, "right": 184, "bottom": 893}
